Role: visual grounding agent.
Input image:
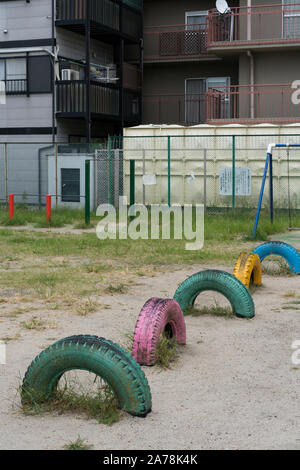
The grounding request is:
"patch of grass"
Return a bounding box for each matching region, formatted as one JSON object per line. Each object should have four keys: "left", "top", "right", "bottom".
{"left": 282, "top": 305, "right": 300, "bottom": 311}
{"left": 86, "top": 263, "right": 110, "bottom": 273}
{"left": 155, "top": 331, "right": 178, "bottom": 369}
{"left": 21, "top": 316, "right": 47, "bottom": 330}
{"left": 64, "top": 436, "right": 93, "bottom": 451}
{"left": 184, "top": 303, "right": 233, "bottom": 318}
{"left": 105, "top": 284, "right": 127, "bottom": 294}
{"left": 283, "top": 291, "right": 297, "bottom": 298}
{"left": 63, "top": 436, "right": 93, "bottom": 451}
{"left": 76, "top": 298, "right": 97, "bottom": 316}
{"left": 21, "top": 375, "right": 120, "bottom": 426}
{"left": 123, "top": 332, "right": 134, "bottom": 353}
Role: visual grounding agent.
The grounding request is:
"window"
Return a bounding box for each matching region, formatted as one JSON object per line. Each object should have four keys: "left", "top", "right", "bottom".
{"left": 185, "top": 11, "right": 208, "bottom": 55}
{"left": 61, "top": 168, "right": 80, "bottom": 202}
{"left": 0, "top": 55, "right": 52, "bottom": 95}
{"left": 282, "top": 0, "right": 300, "bottom": 39}
{"left": 185, "top": 11, "right": 208, "bottom": 30}
{"left": 0, "top": 58, "right": 26, "bottom": 94}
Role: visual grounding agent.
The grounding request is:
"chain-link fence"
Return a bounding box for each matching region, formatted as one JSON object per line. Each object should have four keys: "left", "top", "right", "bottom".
{"left": 1, "top": 134, "right": 300, "bottom": 222}
{"left": 0, "top": 143, "right": 123, "bottom": 213}
{"left": 109, "top": 134, "right": 300, "bottom": 218}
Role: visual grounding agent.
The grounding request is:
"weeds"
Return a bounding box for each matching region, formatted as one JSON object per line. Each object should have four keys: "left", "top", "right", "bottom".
{"left": 21, "top": 374, "right": 120, "bottom": 426}
{"left": 21, "top": 317, "right": 47, "bottom": 331}
{"left": 155, "top": 331, "right": 178, "bottom": 369}
{"left": 63, "top": 436, "right": 93, "bottom": 451}
{"left": 76, "top": 298, "right": 97, "bottom": 316}
{"left": 184, "top": 302, "right": 233, "bottom": 318}
{"left": 105, "top": 284, "right": 127, "bottom": 295}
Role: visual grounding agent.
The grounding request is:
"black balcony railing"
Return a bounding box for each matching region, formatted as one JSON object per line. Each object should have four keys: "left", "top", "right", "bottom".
{"left": 4, "top": 79, "right": 27, "bottom": 95}
{"left": 56, "top": 0, "right": 142, "bottom": 39}
{"left": 56, "top": 0, "right": 120, "bottom": 30}
{"left": 56, "top": 80, "right": 120, "bottom": 116}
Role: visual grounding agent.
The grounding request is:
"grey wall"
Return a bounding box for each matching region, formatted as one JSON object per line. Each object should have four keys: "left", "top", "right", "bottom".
{"left": 0, "top": 94, "right": 53, "bottom": 128}
{"left": 0, "top": 0, "right": 52, "bottom": 42}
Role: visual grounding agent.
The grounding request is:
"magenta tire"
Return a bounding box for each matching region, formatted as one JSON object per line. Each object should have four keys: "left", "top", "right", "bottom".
{"left": 132, "top": 298, "right": 186, "bottom": 366}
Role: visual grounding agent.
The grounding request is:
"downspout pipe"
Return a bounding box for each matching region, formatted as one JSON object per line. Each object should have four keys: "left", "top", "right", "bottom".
{"left": 247, "top": 50, "right": 255, "bottom": 119}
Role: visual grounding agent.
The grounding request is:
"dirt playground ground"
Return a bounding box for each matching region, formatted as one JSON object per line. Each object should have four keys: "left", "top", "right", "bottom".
{"left": 0, "top": 261, "right": 300, "bottom": 450}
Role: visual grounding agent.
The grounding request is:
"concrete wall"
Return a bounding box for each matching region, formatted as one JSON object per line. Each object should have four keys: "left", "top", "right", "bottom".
{"left": 123, "top": 124, "right": 300, "bottom": 209}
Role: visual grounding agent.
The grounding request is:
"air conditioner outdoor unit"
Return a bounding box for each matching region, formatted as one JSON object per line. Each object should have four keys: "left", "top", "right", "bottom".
{"left": 62, "top": 69, "right": 73, "bottom": 81}
{"left": 71, "top": 70, "right": 80, "bottom": 80}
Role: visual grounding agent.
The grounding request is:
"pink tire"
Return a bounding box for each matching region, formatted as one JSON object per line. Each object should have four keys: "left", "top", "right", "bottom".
{"left": 132, "top": 298, "right": 186, "bottom": 366}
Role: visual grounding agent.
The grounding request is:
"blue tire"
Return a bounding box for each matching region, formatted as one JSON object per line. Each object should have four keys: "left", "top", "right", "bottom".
{"left": 252, "top": 241, "right": 300, "bottom": 274}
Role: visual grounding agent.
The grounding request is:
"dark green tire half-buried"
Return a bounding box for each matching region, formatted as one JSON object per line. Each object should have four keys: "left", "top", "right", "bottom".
{"left": 174, "top": 270, "right": 255, "bottom": 319}
{"left": 21, "top": 335, "right": 152, "bottom": 417}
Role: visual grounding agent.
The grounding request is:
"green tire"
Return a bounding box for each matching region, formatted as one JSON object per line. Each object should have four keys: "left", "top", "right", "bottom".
{"left": 21, "top": 335, "right": 152, "bottom": 417}
{"left": 174, "top": 270, "right": 255, "bottom": 319}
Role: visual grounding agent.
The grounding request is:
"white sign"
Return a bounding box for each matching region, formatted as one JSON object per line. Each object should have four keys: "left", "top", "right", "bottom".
{"left": 143, "top": 174, "right": 157, "bottom": 186}
{"left": 219, "top": 168, "right": 251, "bottom": 196}
{"left": 0, "top": 341, "right": 6, "bottom": 365}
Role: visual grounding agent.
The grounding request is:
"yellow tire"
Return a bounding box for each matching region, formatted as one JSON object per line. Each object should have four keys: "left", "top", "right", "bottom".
{"left": 233, "top": 253, "right": 262, "bottom": 289}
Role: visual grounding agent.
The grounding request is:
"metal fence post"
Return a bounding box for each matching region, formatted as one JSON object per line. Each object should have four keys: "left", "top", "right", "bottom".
{"left": 168, "top": 136, "right": 171, "bottom": 207}
{"left": 85, "top": 159, "right": 90, "bottom": 225}
{"left": 4, "top": 143, "right": 8, "bottom": 203}
{"left": 232, "top": 135, "right": 236, "bottom": 210}
{"left": 130, "top": 159, "right": 135, "bottom": 207}
{"left": 55, "top": 143, "right": 58, "bottom": 209}
{"left": 108, "top": 136, "right": 112, "bottom": 205}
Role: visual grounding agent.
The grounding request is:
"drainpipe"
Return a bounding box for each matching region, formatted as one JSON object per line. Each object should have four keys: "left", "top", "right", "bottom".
{"left": 247, "top": 50, "right": 255, "bottom": 119}
{"left": 247, "top": 0, "right": 251, "bottom": 41}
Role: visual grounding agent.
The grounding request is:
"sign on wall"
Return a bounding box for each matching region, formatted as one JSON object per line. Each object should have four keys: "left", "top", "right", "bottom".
{"left": 219, "top": 167, "right": 251, "bottom": 196}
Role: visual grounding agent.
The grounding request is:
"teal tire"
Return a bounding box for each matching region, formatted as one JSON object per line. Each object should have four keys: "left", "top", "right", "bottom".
{"left": 21, "top": 335, "right": 152, "bottom": 417}
{"left": 174, "top": 270, "right": 255, "bottom": 319}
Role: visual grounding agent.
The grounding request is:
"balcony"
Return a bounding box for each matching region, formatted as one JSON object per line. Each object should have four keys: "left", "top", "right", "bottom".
{"left": 56, "top": 80, "right": 141, "bottom": 125}
{"left": 144, "top": 24, "right": 214, "bottom": 63}
{"left": 143, "top": 93, "right": 207, "bottom": 125}
{"left": 143, "top": 84, "right": 300, "bottom": 126}
{"left": 2, "top": 79, "right": 28, "bottom": 95}
{"left": 206, "top": 83, "right": 300, "bottom": 124}
{"left": 56, "top": 80, "right": 119, "bottom": 118}
{"left": 207, "top": 3, "right": 300, "bottom": 52}
{"left": 56, "top": 0, "right": 142, "bottom": 43}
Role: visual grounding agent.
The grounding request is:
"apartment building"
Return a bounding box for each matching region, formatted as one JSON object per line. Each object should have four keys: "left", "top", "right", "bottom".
{"left": 0, "top": 0, "right": 143, "bottom": 143}
{"left": 142, "top": 0, "right": 300, "bottom": 125}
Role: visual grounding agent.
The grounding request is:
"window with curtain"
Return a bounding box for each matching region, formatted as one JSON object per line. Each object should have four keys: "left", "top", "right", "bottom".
{"left": 0, "top": 58, "right": 26, "bottom": 93}
{"left": 282, "top": 0, "right": 300, "bottom": 39}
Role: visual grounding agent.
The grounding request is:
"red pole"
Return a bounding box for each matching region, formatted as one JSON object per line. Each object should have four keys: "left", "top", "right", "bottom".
{"left": 8, "top": 194, "right": 14, "bottom": 219}
{"left": 46, "top": 195, "right": 51, "bottom": 222}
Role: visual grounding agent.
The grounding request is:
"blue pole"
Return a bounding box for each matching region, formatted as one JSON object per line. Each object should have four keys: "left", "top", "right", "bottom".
{"left": 253, "top": 152, "right": 270, "bottom": 239}
{"left": 269, "top": 152, "right": 274, "bottom": 223}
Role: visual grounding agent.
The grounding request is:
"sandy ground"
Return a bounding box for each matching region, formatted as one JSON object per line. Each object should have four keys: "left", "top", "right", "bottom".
{"left": 0, "top": 265, "right": 300, "bottom": 450}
